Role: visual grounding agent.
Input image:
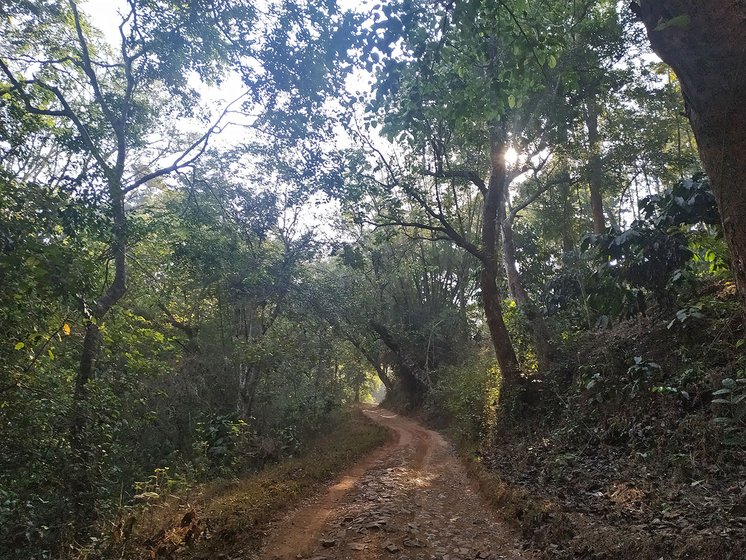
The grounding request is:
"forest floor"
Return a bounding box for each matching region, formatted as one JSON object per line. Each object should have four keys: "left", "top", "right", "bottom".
{"left": 255, "top": 406, "right": 529, "bottom": 560}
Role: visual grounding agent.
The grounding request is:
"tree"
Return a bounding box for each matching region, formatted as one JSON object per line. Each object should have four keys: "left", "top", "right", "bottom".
{"left": 632, "top": 1, "right": 746, "bottom": 322}
{"left": 352, "top": 0, "right": 600, "bottom": 386}
{"left": 0, "top": 0, "right": 356, "bottom": 531}
{"left": 1, "top": 1, "right": 252, "bottom": 518}
{"left": 309, "top": 226, "right": 478, "bottom": 407}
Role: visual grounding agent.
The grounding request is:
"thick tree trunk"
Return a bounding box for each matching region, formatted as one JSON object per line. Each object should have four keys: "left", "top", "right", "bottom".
{"left": 356, "top": 342, "right": 393, "bottom": 391}
{"left": 585, "top": 100, "right": 606, "bottom": 234}
{"left": 482, "top": 133, "right": 521, "bottom": 389}
{"left": 497, "top": 150, "right": 555, "bottom": 370}
{"left": 635, "top": 1, "right": 746, "bottom": 321}
{"left": 369, "top": 320, "right": 427, "bottom": 405}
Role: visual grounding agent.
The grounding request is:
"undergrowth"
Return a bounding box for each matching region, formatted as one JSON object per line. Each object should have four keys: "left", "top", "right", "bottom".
{"left": 427, "top": 306, "right": 745, "bottom": 560}
{"left": 73, "top": 408, "right": 389, "bottom": 560}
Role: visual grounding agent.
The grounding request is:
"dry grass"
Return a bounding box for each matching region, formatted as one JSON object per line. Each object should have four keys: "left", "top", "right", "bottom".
{"left": 102, "top": 408, "right": 390, "bottom": 560}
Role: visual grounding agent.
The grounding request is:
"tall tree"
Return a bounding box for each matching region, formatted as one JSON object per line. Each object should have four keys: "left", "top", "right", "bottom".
{"left": 0, "top": 0, "right": 356, "bottom": 527}
{"left": 353, "top": 0, "right": 594, "bottom": 386}
{"left": 632, "top": 1, "right": 746, "bottom": 321}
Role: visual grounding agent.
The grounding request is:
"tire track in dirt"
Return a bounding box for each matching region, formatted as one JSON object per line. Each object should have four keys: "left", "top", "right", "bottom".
{"left": 257, "top": 406, "right": 530, "bottom": 560}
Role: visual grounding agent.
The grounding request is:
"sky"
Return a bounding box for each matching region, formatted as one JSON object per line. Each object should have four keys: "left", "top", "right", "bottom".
{"left": 80, "top": 0, "right": 378, "bottom": 149}
{"left": 82, "top": 0, "right": 256, "bottom": 148}
{"left": 80, "top": 0, "right": 358, "bottom": 237}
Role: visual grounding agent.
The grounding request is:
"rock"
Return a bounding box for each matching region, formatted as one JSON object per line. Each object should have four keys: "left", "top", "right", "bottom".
{"left": 320, "top": 539, "right": 336, "bottom": 548}
{"left": 349, "top": 543, "right": 366, "bottom": 551}
{"left": 383, "top": 541, "right": 401, "bottom": 553}
{"left": 402, "top": 538, "right": 425, "bottom": 548}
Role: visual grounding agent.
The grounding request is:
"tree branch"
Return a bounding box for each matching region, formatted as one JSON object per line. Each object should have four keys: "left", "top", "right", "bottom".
{"left": 421, "top": 168, "right": 487, "bottom": 195}
{"left": 507, "top": 176, "right": 577, "bottom": 224}
{"left": 124, "top": 91, "right": 250, "bottom": 192}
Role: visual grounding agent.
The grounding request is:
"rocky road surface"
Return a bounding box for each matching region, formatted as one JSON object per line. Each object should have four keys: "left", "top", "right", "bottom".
{"left": 257, "top": 407, "right": 530, "bottom": 560}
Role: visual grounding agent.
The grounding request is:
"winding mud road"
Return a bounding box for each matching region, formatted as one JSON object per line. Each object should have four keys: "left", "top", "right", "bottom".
{"left": 257, "top": 407, "right": 529, "bottom": 560}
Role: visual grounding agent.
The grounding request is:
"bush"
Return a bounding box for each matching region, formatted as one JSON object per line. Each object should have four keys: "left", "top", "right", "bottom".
{"left": 426, "top": 355, "right": 501, "bottom": 442}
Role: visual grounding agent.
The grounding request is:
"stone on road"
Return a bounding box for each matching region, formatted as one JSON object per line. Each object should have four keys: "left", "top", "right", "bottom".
{"left": 257, "top": 407, "right": 529, "bottom": 560}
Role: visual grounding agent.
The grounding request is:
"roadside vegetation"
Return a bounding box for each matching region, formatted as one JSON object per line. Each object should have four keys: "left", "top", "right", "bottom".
{"left": 89, "top": 409, "right": 389, "bottom": 560}
{"left": 1, "top": 2, "right": 744, "bottom": 560}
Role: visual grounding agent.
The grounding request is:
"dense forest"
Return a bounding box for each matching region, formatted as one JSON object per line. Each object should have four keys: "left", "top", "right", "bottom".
{"left": 1, "top": 1, "right": 744, "bottom": 559}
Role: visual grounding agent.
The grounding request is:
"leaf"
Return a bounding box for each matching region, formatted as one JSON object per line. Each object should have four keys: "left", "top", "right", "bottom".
{"left": 508, "top": 95, "right": 516, "bottom": 109}
{"left": 548, "top": 54, "right": 557, "bottom": 69}
{"left": 655, "top": 14, "right": 690, "bottom": 31}
{"left": 14, "top": 342, "right": 25, "bottom": 350}
{"left": 48, "top": 349, "right": 54, "bottom": 360}
{"left": 63, "top": 323, "right": 71, "bottom": 336}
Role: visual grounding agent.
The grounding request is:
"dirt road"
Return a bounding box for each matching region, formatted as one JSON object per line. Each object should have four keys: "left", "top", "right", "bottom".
{"left": 258, "top": 407, "right": 529, "bottom": 560}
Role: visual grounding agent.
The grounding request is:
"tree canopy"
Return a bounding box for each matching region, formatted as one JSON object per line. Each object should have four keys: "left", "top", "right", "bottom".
{"left": 1, "top": 1, "right": 743, "bottom": 557}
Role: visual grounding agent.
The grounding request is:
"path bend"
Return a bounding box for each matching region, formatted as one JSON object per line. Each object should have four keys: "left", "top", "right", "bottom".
{"left": 258, "top": 407, "right": 529, "bottom": 560}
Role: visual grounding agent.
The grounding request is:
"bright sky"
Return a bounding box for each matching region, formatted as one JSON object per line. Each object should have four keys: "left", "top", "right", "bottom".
{"left": 82, "top": 0, "right": 374, "bottom": 144}
{"left": 81, "top": 0, "right": 362, "bottom": 238}
{"left": 80, "top": 0, "right": 538, "bottom": 229}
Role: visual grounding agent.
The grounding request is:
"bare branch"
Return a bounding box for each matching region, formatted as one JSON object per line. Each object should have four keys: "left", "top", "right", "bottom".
{"left": 507, "top": 176, "right": 577, "bottom": 224}
{"left": 124, "top": 91, "right": 250, "bottom": 192}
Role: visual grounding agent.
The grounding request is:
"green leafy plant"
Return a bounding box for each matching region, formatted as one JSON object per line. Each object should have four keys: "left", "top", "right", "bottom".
{"left": 667, "top": 305, "right": 705, "bottom": 329}
{"left": 712, "top": 377, "right": 746, "bottom": 438}
{"left": 582, "top": 174, "right": 722, "bottom": 312}
{"left": 626, "top": 356, "right": 662, "bottom": 395}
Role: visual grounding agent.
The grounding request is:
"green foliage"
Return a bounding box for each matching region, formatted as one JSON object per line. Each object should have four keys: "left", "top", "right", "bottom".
{"left": 1, "top": 2, "right": 744, "bottom": 558}
{"left": 626, "top": 356, "right": 662, "bottom": 394}
{"left": 713, "top": 377, "right": 746, "bottom": 445}
{"left": 580, "top": 175, "right": 722, "bottom": 314}
{"left": 193, "top": 414, "right": 252, "bottom": 477}
{"left": 427, "top": 356, "right": 501, "bottom": 441}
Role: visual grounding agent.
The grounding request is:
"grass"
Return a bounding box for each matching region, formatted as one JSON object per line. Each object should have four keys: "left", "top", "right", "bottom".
{"left": 102, "top": 408, "right": 390, "bottom": 560}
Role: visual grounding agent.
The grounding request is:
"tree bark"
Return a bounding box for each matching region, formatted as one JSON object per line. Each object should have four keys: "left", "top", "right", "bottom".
{"left": 635, "top": 1, "right": 746, "bottom": 321}
{"left": 237, "top": 363, "right": 261, "bottom": 420}
{"left": 559, "top": 180, "right": 575, "bottom": 254}
{"left": 585, "top": 100, "right": 606, "bottom": 234}
{"left": 482, "top": 132, "right": 521, "bottom": 389}
{"left": 69, "top": 181, "right": 128, "bottom": 526}
{"left": 369, "top": 320, "right": 427, "bottom": 405}
{"left": 500, "top": 210, "right": 556, "bottom": 371}
{"left": 76, "top": 187, "right": 127, "bottom": 391}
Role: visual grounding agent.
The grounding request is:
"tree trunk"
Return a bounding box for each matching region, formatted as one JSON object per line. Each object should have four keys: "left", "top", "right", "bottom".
{"left": 585, "top": 100, "right": 606, "bottom": 234}
{"left": 369, "top": 320, "right": 427, "bottom": 405}
{"left": 635, "top": 1, "right": 746, "bottom": 322}
{"left": 500, "top": 213, "right": 556, "bottom": 371}
{"left": 70, "top": 183, "right": 128, "bottom": 526}
{"left": 75, "top": 189, "right": 127, "bottom": 391}
{"left": 481, "top": 132, "right": 521, "bottom": 390}
{"left": 559, "top": 180, "right": 575, "bottom": 254}
{"left": 237, "top": 363, "right": 261, "bottom": 420}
